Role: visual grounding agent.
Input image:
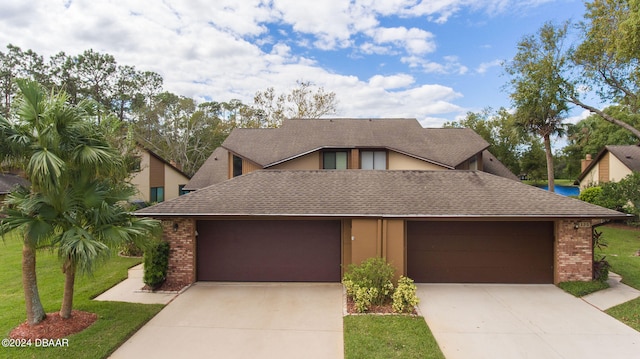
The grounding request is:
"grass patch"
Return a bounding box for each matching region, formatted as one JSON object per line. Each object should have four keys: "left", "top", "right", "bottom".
{"left": 598, "top": 226, "right": 640, "bottom": 288}
{"left": 607, "top": 297, "right": 640, "bottom": 331}
{"left": 598, "top": 225, "right": 640, "bottom": 331}
{"left": 558, "top": 280, "right": 609, "bottom": 297}
{"left": 344, "top": 315, "right": 444, "bottom": 359}
{"left": 0, "top": 231, "right": 164, "bottom": 358}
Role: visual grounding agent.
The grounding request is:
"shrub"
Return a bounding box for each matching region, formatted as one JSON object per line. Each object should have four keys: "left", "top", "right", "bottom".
{"left": 343, "top": 257, "right": 395, "bottom": 312}
{"left": 592, "top": 228, "right": 610, "bottom": 282}
{"left": 392, "top": 276, "right": 419, "bottom": 313}
{"left": 143, "top": 240, "right": 170, "bottom": 289}
{"left": 579, "top": 186, "right": 602, "bottom": 204}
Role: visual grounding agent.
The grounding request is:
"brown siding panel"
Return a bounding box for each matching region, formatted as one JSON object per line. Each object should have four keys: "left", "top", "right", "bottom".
{"left": 197, "top": 220, "right": 341, "bottom": 282}
{"left": 599, "top": 153, "right": 610, "bottom": 183}
{"left": 407, "top": 221, "right": 554, "bottom": 283}
{"left": 149, "top": 154, "right": 165, "bottom": 187}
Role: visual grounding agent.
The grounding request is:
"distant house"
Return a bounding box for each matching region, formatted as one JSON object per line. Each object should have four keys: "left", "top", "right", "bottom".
{"left": 577, "top": 145, "right": 640, "bottom": 189}
{"left": 129, "top": 147, "right": 191, "bottom": 203}
{"left": 137, "top": 118, "right": 625, "bottom": 289}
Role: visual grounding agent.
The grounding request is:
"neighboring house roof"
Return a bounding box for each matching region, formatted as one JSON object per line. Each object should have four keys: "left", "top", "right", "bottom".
{"left": 0, "top": 173, "right": 29, "bottom": 194}
{"left": 577, "top": 145, "right": 640, "bottom": 182}
{"left": 222, "top": 118, "right": 490, "bottom": 169}
{"left": 183, "top": 147, "right": 228, "bottom": 191}
{"left": 137, "top": 170, "right": 624, "bottom": 219}
{"left": 482, "top": 150, "right": 519, "bottom": 181}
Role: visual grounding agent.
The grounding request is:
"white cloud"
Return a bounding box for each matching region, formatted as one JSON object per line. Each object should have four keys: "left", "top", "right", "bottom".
{"left": 367, "top": 27, "right": 436, "bottom": 55}
{"left": 401, "top": 55, "right": 468, "bottom": 74}
{"left": 476, "top": 59, "right": 503, "bottom": 74}
{"left": 368, "top": 74, "right": 415, "bottom": 89}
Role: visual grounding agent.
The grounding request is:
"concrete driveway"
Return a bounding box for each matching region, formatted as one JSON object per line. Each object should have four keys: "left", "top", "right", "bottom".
{"left": 417, "top": 284, "right": 640, "bottom": 359}
{"left": 110, "top": 282, "right": 344, "bottom": 359}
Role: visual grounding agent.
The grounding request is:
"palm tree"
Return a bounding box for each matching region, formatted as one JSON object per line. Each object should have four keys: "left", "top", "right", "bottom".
{"left": 0, "top": 80, "right": 159, "bottom": 322}
{"left": 505, "top": 22, "right": 570, "bottom": 192}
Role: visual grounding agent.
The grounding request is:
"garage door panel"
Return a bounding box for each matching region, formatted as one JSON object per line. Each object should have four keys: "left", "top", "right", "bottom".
{"left": 197, "top": 220, "right": 341, "bottom": 282}
{"left": 408, "top": 221, "right": 554, "bottom": 283}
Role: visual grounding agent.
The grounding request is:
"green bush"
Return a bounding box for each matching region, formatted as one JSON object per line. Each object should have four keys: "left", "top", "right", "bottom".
{"left": 392, "top": 276, "right": 420, "bottom": 313}
{"left": 343, "top": 258, "right": 394, "bottom": 305}
{"left": 143, "top": 240, "right": 170, "bottom": 289}
{"left": 579, "top": 186, "right": 602, "bottom": 204}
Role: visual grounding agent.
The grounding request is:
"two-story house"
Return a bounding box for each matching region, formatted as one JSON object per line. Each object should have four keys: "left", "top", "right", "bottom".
{"left": 137, "top": 118, "right": 625, "bottom": 290}
{"left": 184, "top": 118, "right": 517, "bottom": 191}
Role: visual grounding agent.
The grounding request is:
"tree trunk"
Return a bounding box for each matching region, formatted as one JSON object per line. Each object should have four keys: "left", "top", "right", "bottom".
{"left": 60, "top": 259, "right": 76, "bottom": 319}
{"left": 569, "top": 96, "right": 640, "bottom": 139}
{"left": 543, "top": 133, "right": 555, "bottom": 193}
{"left": 22, "top": 243, "right": 46, "bottom": 325}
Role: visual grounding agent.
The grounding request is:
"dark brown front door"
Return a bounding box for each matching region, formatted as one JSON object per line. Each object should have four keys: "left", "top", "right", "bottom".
{"left": 196, "top": 220, "right": 341, "bottom": 282}
{"left": 407, "top": 221, "right": 554, "bottom": 283}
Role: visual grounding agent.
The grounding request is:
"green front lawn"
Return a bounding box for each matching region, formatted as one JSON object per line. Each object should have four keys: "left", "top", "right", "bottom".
{"left": 599, "top": 225, "right": 640, "bottom": 331}
{"left": 344, "top": 315, "right": 444, "bottom": 359}
{"left": 0, "top": 232, "right": 164, "bottom": 359}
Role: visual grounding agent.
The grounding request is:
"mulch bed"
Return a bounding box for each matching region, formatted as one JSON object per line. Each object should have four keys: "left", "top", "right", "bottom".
{"left": 346, "top": 296, "right": 417, "bottom": 315}
{"left": 9, "top": 311, "right": 98, "bottom": 340}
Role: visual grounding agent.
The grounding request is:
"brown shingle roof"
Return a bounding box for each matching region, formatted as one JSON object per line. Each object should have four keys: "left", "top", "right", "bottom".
{"left": 136, "top": 170, "right": 625, "bottom": 219}
{"left": 222, "top": 118, "right": 489, "bottom": 169}
{"left": 482, "top": 150, "right": 519, "bottom": 181}
{"left": 606, "top": 145, "right": 640, "bottom": 171}
{"left": 183, "top": 147, "right": 228, "bottom": 191}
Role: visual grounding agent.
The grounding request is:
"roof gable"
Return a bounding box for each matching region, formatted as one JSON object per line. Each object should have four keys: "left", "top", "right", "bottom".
{"left": 222, "top": 118, "right": 489, "bottom": 168}
{"left": 137, "top": 170, "right": 624, "bottom": 219}
{"left": 577, "top": 145, "right": 640, "bottom": 182}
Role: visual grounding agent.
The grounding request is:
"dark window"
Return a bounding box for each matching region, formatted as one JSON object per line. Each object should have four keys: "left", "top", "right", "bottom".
{"left": 179, "top": 184, "right": 189, "bottom": 196}
{"left": 151, "top": 187, "right": 165, "bottom": 202}
{"left": 323, "top": 151, "right": 348, "bottom": 169}
{"left": 233, "top": 155, "right": 243, "bottom": 177}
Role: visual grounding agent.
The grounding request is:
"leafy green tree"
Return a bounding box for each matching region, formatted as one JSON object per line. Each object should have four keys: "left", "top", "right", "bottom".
{"left": 505, "top": 22, "right": 571, "bottom": 192}
{"left": 0, "top": 80, "right": 158, "bottom": 322}
{"left": 567, "top": 0, "right": 640, "bottom": 139}
{"left": 520, "top": 139, "right": 547, "bottom": 182}
{"left": 444, "top": 107, "right": 525, "bottom": 175}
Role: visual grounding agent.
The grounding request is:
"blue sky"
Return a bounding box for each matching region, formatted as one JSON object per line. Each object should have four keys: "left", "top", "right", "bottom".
{"left": 0, "top": 0, "right": 590, "bottom": 127}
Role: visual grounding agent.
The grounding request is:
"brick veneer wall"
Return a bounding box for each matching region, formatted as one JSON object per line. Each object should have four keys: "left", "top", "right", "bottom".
{"left": 555, "top": 220, "right": 593, "bottom": 283}
{"left": 161, "top": 217, "right": 196, "bottom": 288}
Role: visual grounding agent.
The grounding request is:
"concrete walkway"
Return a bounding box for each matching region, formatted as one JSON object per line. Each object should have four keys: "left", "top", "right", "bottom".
{"left": 418, "top": 284, "right": 640, "bottom": 359}
{"left": 582, "top": 272, "right": 640, "bottom": 310}
{"left": 93, "top": 264, "right": 179, "bottom": 305}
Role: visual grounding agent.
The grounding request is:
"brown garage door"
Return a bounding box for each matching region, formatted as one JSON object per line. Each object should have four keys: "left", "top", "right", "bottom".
{"left": 197, "top": 220, "right": 341, "bottom": 282}
{"left": 407, "top": 221, "right": 554, "bottom": 283}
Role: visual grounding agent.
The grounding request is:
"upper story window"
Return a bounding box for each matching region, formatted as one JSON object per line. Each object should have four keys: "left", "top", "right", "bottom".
{"left": 150, "top": 186, "right": 164, "bottom": 203}
{"left": 361, "top": 150, "right": 387, "bottom": 170}
{"left": 469, "top": 155, "right": 478, "bottom": 170}
{"left": 232, "top": 155, "right": 243, "bottom": 177}
{"left": 323, "top": 151, "right": 348, "bottom": 170}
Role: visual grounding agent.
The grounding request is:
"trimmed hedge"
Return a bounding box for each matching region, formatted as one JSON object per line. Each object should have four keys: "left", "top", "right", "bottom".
{"left": 143, "top": 240, "right": 170, "bottom": 289}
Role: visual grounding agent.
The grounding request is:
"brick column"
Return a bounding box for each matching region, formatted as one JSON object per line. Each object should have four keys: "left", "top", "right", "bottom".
{"left": 161, "top": 217, "right": 196, "bottom": 288}
{"left": 554, "top": 220, "right": 592, "bottom": 284}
